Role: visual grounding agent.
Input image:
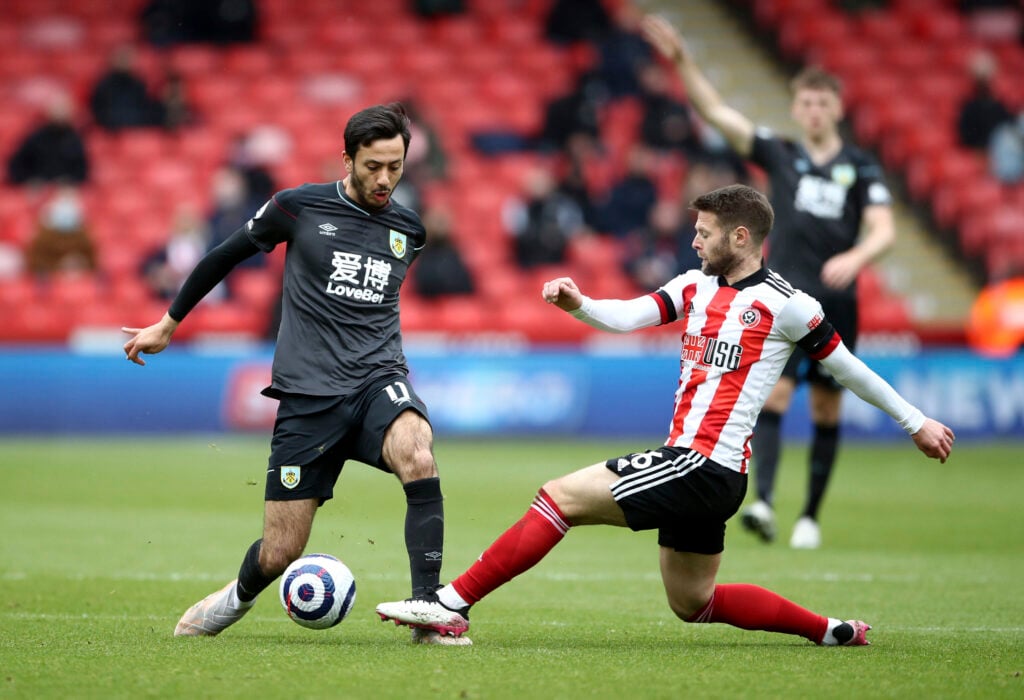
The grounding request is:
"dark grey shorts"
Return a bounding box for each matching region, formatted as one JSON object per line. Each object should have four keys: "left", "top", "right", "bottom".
{"left": 264, "top": 374, "right": 429, "bottom": 503}
{"left": 605, "top": 446, "right": 747, "bottom": 555}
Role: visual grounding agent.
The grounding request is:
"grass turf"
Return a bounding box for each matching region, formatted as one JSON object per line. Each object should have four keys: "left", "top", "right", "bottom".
{"left": 1, "top": 436, "right": 1022, "bottom": 699}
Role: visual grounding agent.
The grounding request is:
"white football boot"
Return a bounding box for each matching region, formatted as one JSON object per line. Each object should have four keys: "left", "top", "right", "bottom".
{"left": 376, "top": 598, "right": 470, "bottom": 638}
{"left": 789, "top": 516, "right": 822, "bottom": 549}
{"left": 174, "top": 579, "right": 254, "bottom": 636}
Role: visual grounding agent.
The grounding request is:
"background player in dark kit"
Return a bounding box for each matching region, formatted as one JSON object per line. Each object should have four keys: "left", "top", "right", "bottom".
{"left": 122, "top": 103, "right": 466, "bottom": 645}
{"left": 642, "top": 15, "right": 896, "bottom": 549}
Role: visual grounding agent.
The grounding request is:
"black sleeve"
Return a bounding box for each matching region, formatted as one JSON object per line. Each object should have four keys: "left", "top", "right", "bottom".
{"left": 167, "top": 226, "right": 262, "bottom": 321}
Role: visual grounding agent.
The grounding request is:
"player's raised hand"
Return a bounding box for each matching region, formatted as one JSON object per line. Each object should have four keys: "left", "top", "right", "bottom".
{"left": 641, "top": 14, "right": 688, "bottom": 65}
{"left": 122, "top": 313, "right": 179, "bottom": 366}
{"left": 911, "top": 418, "right": 955, "bottom": 464}
{"left": 542, "top": 277, "right": 583, "bottom": 312}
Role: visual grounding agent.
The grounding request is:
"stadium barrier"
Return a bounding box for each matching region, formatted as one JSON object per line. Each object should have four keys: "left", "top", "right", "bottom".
{"left": 3, "top": 345, "right": 1023, "bottom": 439}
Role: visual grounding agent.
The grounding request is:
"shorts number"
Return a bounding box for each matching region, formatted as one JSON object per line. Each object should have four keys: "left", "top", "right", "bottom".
{"left": 384, "top": 381, "right": 412, "bottom": 405}
{"left": 630, "top": 451, "right": 663, "bottom": 470}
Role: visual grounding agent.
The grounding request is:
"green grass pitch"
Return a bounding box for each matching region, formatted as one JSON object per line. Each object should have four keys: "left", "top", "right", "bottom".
{"left": 1, "top": 436, "right": 1022, "bottom": 699}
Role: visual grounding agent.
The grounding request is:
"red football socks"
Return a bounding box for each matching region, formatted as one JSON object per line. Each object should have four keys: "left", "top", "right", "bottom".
{"left": 688, "top": 583, "right": 829, "bottom": 643}
{"left": 451, "top": 489, "right": 570, "bottom": 605}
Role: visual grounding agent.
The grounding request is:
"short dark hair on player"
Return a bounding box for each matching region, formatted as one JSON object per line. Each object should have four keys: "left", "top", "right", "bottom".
{"left": 344, "top": 102, "right": 412, "bottom": 158}
{"left": 690, "top": 184, "right": 774, "bottom": 243}
{"left": 790, "top": 66, "right": 842, "bottom": 97}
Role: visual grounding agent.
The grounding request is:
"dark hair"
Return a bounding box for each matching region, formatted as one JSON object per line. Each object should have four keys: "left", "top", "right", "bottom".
{"left": 790, "top": 66, "right": 842, "bottom": 97}
{"left": 689, "top": 184, "right": 774, "bottom": 243}
{"left": 344, "top": 102, "right": 412, "bottom": 158}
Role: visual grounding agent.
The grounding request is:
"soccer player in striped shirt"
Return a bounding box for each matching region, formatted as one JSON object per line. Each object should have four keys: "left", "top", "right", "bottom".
{"left": 376, "top": 184, "right": 953, "bottom": 646}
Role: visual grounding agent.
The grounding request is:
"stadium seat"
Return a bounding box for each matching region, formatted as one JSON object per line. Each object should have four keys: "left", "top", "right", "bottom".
{"left": 777, "top": 10, "right": 851, "bottom": 61}
{"left": 753, "top": 0, "right": 829, "bottom": 31}
{"left": 186, "top": 302, "right": 266, "bottom": 340}
{"left": 0, "top": 276, "right": 40, "bottom": 306}
{"left": 931, "top": 177, "right": 1003, "bottom": 230}
{"left": 46, "top": 272, "right": 104, "bottom": 307}
{"left": 906, "top": 149, "right": 986, "bottom": 202}
{"left": 435, "top": 297, "right": 491, "bottom": 335}
{"left": 230, "top": 269, "right": 280, "bottom": 314}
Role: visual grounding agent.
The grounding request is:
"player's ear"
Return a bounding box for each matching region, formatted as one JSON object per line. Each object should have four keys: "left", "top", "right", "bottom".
{"left": 342, "top": 152, "right": 353, "bottom": 172}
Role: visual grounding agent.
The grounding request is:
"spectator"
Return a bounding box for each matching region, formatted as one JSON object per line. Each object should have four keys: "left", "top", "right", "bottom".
{"left": 412, "top": 206, "right": 475, "bottom": 299}
{"left": 25, "top": 187, "right": 96, "bottom": 276}
{"left": 412, "top": 0, "right": 465, "bottom": 18}
{"left": 7, "top": 92, "right": 89, "bottom": 186}
{"left": 141, "top": 0, "right": 257, "bottom": 46}
{"left": 228, "top": 128, "right": 284, "bottom": 207}
{"left": 592, "top": 5, "right": 654, "bottom": 98}
{"left": 956, "top": 50, "right": 1013, "bottom": 150}
{"left": 90, "top": 45, "right": 164, "bottom": 131}
{"left": 544, "top": 0, "right": 612, "bottom": 44}
{"left": 393, "top": 100, "right": 448, "bottom": 211}
{"left": 989, "top": 113, "right": 1024, "bottom": 183}
{"left": 157, "top": 69, "right": 196, "bottom": 130}
{"left": 596, "top": 144, "right": 658, "bottom": 238}
{"left": 503, "top": 165, "right": 587, "bottom": 269}
{"left": 557, "top": 141, "right": 603, "bottom": 231}
{"left": 636, "top": 62, "right": 705, "bottom": 159}
{"left": 622, "top": 199, "right": 700, "bottom": 289}
{"left": 536, "top": 70, "right": 607, "bottom": 153}
{"left": 141, "top": 203, "right": 222, "bottom": 301}
{"left": 205, "top": 165, "right": 265, "bottom": 269}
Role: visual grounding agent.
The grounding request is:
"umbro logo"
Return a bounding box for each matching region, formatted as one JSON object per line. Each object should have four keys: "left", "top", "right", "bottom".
{"left": 318, "top": 222, "right": 338, "bottom": 236}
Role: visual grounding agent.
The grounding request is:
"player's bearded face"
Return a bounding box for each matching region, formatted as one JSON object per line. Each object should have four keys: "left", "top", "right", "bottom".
{"left": 344, "top": 135, "right": 406, "bottom": 210}
{"left": 693, "top": 213, "right": 741, "bottom": 278}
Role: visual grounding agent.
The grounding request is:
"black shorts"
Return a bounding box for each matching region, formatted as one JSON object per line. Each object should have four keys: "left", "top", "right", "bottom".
{"left": 264, "top": 374, "right": 430, "bottom": 503}
{"left": 605, "top": 446, "right": 747, "bottom": 555}
{"left": 781, "top": 293, "right": 858, "bottom": 390}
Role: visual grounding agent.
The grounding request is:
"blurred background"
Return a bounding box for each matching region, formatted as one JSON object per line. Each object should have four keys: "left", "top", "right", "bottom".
{"left": 0, "top": 0, "right": 1022, "bottom": 441}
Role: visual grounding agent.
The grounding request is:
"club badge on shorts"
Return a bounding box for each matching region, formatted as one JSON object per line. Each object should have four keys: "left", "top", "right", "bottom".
{"left": 389, "top": 229, "right": 407, "bottom": 259}
{"left": 281, "top": 466, "right": 301, "bottom": 489}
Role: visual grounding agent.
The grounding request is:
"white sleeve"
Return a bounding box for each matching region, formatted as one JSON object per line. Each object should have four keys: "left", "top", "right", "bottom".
{"left": 568, "top": 295, "right": 662, "bottom": 333}
{"left": 819, "top": 342, "right": 926, "bottom": 434}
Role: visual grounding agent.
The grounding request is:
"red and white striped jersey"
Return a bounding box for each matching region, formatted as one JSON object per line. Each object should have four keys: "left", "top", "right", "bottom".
{"left": 650, "top": 267, "right": 839, "bottom": 473}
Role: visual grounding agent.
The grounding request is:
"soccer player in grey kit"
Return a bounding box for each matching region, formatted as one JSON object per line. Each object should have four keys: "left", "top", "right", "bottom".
{"left": 123, "top": 103, "right": 468, "bottom": 645}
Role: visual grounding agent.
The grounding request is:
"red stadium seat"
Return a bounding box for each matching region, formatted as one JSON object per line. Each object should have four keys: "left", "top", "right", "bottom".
{"left": 931, "top": 177, "right": 1004, "bottom": 230}
{"left": 230, "top": 269, "right": 280, "bottom": 314}
{"left": 0, "top": 276, "right": 41, "bottom": 306}
{"left": 906, "top": 149, "right": 987, "bottom": 202}
{"left": 778, "top": 10, "right": 851, "bottom": 60}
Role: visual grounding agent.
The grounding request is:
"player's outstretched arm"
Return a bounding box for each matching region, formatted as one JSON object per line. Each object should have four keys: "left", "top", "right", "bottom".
{"left": 640, "top": 14, "right": 755, "bottom": 157}
{"left": 122, "top": 312, "right": 179, "bottom": 366}
{"left": 910, "top": 418, "right": 955, "bottom": 464}
{"left": 542, "top": 276, "right": 584, "bottom": 312}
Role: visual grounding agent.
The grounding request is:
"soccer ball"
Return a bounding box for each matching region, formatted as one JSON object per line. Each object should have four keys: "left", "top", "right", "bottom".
{"left": 279, "top": 553, "right": 356, "bottom": 629}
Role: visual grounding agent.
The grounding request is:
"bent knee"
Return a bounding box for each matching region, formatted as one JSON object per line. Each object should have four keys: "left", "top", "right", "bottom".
{"left": 394, "top": 446, "right": 437, "bottom": 482}
{"left": 667, "top": 593, "right": 708, "bottom": 622}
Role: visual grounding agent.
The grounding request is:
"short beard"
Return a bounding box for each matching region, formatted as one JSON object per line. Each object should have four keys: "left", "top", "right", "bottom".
{"left": 701, "top": 248, "right": 740, "bottom": 278}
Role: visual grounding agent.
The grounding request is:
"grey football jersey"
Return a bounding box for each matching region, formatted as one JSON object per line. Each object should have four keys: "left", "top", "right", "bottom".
{"left": 246, "top": 181, "right": 425, "bottom": 397}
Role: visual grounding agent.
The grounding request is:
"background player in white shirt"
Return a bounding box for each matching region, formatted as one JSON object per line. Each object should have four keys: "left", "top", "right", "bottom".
{"left": 375, "top": 184, "right": 953, "bottom": 647}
